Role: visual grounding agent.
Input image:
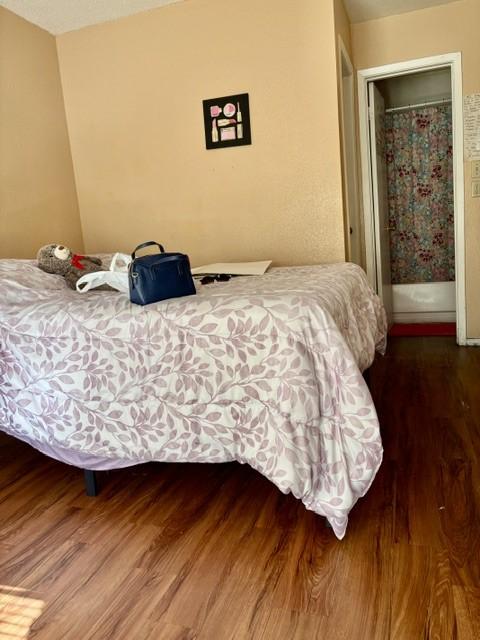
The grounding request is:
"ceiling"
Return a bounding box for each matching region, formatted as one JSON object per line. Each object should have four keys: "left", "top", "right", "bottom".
{"left": 0, "top": 0, "right": 183, "bottom": 34}
{"left": 344, "top": 0, "right": 462, "bottom": 23}
{"left": 0, "top": 0, "right": 464, "bottom": 34}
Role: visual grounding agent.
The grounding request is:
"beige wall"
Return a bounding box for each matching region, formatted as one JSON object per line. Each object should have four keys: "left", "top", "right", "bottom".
{"left": 334, "top": 0, "right": 352, "bottom": 57}
{"left": 352, "top": 0, "right": 480, "bottom": 338}
{"left": 0, "top": 8, "right": 83, "bottom": 259}
{"left": 56, "top": 0, "right": 346, "bottom": 267}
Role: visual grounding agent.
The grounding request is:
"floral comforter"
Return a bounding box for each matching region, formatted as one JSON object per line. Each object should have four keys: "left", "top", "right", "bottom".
{"left": 0, "top": 260, "right": 386, "bottom": 538}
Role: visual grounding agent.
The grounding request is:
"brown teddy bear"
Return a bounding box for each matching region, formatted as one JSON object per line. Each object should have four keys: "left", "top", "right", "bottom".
{"left": 37, "top": 244, "right": 110, "bottom": 290}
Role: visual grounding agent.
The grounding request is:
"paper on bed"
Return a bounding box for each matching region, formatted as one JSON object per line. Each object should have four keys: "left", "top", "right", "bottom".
{"left": 191, "top": 260, "right": 272, "bottom": 275}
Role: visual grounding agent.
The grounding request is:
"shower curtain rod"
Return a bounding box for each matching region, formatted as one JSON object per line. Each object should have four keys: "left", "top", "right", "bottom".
{"left": 385, "top": 98, "right": 452, "bottom": 113}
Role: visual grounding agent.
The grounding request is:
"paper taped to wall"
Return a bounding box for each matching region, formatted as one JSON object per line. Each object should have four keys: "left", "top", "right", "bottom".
{"left": 464, "top": 93, "right": 480, "bottom": 160}
{"left": 191, "top": 261, "right": 272, "bottom": 275}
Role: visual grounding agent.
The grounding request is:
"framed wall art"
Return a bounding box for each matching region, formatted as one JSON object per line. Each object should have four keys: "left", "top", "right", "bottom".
{"left": 202, "top": 93, "right": 252, "bottom": 150}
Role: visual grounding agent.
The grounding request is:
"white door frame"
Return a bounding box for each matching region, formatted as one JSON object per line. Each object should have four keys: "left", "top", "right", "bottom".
{"left": 357, "top": 53, "right": 466, "bottom": 345}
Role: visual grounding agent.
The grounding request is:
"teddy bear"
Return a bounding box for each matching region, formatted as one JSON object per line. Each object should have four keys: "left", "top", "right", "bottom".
{"left": 37, "top": 244, "right": 111, "bottom": 290}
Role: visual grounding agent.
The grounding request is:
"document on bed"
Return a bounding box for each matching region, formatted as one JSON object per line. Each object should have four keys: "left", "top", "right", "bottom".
{"left": 191, "top": 260, "right": 272, "bottom": 276}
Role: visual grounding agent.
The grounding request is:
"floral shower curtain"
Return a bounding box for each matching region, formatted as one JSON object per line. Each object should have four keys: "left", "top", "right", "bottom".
{"left": 385, "top": 104, "right": 454, "bottom": 284}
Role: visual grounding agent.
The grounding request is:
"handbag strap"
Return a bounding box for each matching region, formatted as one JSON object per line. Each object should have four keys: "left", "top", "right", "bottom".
{"left": 131, "top": 241, "right": 165, "bottom": 260}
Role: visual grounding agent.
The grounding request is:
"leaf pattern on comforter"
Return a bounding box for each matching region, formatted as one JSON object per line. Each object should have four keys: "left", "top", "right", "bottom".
{"left": 0, "top": 260, "right": 387, "bottom": 538}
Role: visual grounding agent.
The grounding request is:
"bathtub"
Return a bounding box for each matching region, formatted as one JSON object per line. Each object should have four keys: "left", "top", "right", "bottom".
{"left": 392, "top": 281, "right": 456, "bottom": 323}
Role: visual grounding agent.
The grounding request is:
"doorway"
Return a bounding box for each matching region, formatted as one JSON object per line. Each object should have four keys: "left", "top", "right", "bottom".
{"left": 358, "top": 54, "right": 466, "bottom": 345}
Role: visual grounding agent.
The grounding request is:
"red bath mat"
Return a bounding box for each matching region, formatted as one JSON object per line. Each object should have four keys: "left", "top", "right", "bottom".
{"left": 389, "top": 323, "right": 456, "bottom": 337}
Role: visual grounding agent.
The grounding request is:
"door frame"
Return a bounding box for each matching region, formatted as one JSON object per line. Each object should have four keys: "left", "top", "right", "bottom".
{"left": 337, "top": 36, "right": 361, "bottom": 265}
{"left": 357, "top": 53, "right": 466, "bottom": 345}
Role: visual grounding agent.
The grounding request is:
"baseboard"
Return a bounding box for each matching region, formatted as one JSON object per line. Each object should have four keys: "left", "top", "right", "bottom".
{"left": 393, "top": 311, "right": 456, "bottom": 323}
{"left": 466, "top": 338, "right": 480, "bottom": 346}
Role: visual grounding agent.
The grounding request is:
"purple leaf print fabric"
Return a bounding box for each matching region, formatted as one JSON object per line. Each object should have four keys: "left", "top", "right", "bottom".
{"left": 0, "top": 260, "right": 387, "bottom": 539}
{"left": 385, "top": 105, "right": 455, "bottom": 284}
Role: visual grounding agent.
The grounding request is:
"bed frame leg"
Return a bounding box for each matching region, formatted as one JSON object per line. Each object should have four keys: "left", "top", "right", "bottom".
{"left": 84, "top": 470, "right": 99, "bottom": 497}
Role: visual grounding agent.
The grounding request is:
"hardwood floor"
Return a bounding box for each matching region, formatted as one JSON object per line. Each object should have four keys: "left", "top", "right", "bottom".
{"left": 1, "top": 337, "right": 479, "bottom": 639}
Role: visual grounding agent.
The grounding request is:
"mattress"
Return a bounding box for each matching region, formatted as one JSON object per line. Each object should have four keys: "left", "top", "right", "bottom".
{"left": 0, "top": 259, "right": 387, "bottom": 538}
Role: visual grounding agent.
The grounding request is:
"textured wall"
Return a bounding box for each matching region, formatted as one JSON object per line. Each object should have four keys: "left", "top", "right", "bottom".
{"left": 352, "top": 0, "right": 480, "bottom": 339}
{"left": 56, "top": 0, "right": 346, "bottom": 268}
{"left": 0, "top": 8, "right": 83, "bottom": 258}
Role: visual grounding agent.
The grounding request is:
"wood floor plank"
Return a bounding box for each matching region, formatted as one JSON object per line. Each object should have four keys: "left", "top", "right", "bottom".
{"left": 29, "top": 525, "right": 162, "bottom": 639}
{"left": 426, "top": 549, "right": 457, "bottom": 640}
{"left": 390, "top": 543, "right": 436, "bottom": 639}
{"left": 452, "top": 586, "right": 480, "bottom": 640}
{"left": 1, "top": 337, "right": 479, "bottom": 638}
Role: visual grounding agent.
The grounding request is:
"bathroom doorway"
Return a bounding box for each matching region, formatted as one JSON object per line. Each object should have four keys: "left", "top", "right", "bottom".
{"left": 357, "top": 54, "right": 466, "bottom": 344}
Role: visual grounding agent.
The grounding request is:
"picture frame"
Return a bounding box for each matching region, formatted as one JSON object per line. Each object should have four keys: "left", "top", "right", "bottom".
{"left": 202, "top": 93, "right": 252, "bottom": 150}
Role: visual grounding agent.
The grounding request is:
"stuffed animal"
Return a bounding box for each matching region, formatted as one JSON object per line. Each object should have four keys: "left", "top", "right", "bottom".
{"left": 37, "top": 244, "right": 111, "bottom": 290}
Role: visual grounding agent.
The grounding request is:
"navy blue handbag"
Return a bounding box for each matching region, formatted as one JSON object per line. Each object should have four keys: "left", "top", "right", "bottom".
{"left": 128, "top": 241, "right": 196, "bottom": 306}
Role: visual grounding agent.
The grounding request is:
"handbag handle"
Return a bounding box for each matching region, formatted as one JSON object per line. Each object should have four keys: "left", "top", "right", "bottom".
{"left": 131, "top": 241, "right": 165, "bottom": 260}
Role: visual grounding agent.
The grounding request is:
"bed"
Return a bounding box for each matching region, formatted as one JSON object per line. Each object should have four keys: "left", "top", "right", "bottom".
{"left": 0, "top": 259, "right": 387, "bottom": 539}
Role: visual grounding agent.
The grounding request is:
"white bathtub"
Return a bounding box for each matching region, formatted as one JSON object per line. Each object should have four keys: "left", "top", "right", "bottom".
{"left": 392, "top": 281, "right": 456, "bottom": 323}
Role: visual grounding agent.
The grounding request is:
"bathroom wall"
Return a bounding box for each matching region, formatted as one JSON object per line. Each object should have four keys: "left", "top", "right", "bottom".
{"left": 377, "top": 68, "right": 452, "bottom": 109}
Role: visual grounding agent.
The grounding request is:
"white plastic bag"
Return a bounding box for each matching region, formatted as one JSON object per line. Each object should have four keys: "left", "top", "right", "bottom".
{"left": 76, "top": 253, "right": 131, "bottom": 293}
